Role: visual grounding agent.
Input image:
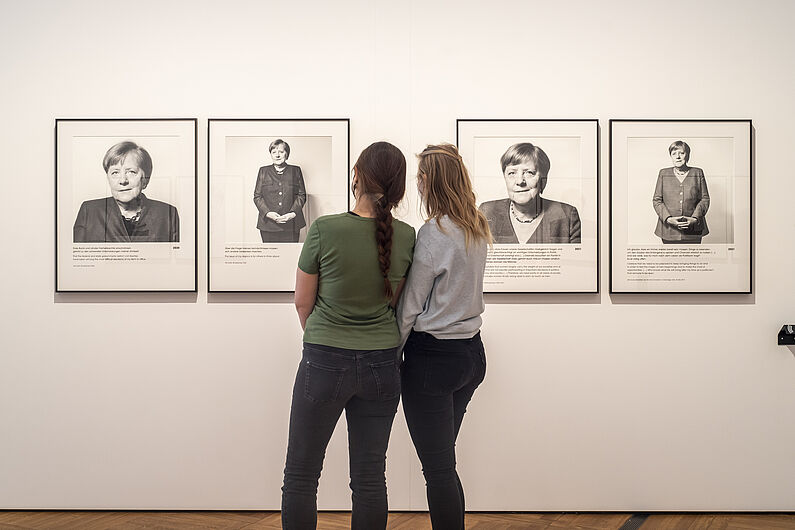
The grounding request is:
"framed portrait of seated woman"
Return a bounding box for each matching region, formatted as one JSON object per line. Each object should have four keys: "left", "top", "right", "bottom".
{"left": 55, "top": 118, "right": 197, "bottom": 292}
{"left": 457, "top": 119, "right": 599, "bottom": 293}
{"left": 208, "top": 119, "right": 350, "bottom": 292}
{"left": 610, "top": 119, "right": 753, "bottom": 294}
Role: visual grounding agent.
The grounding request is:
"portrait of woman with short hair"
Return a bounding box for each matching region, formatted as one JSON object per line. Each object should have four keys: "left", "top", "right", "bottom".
{"left": 253, "top": 139, "right": 308, "bottom": 243}
{"left": 73, "top": 141, "right": 180, "bottom": 243}
{"left": 478, "top": 142, "right": 581, "bottom": 244}
{"left": 652, "top": 140, "right": 710, "bottom": 244}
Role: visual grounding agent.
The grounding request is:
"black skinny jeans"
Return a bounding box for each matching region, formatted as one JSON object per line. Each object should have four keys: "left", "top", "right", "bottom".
{"left": 401, "top": 330, "right": 487, "bottom": 530}
{"left": 281, "top": 342, "right": 400, "bottom": 530}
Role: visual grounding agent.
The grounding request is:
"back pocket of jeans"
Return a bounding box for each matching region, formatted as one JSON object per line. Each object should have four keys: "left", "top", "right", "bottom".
{"left": 370, "top": 359, "right": 400, "bottom": 400}
{"left": 303, "top": 360, "right": 346, "bottom": 403}
{"left": 423, "top": 357, "right": 468, "bottom": 396}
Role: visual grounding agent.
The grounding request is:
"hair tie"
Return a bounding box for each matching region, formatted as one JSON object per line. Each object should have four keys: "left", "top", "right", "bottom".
{"left": 420, "top": 149, "right": 463, "bottom": 163}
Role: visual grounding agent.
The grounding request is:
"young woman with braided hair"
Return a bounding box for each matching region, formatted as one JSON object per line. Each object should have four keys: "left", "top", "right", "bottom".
{"left": 397, "top": 143, "right": 491, "bottom": 530}
{"left": 281, "top": 141, "right": 415, "bottom": 530}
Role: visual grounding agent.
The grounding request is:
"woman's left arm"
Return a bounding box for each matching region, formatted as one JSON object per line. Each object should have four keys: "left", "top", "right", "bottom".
{"left": 171, "top": 207, "right": 180, "bottom": 243}
{"left": 280, "top": 166, "right": 307, "bottom": 223}
{"left": 390, "top": 277, "right": 407, "bottom": 309}
{"left": 569, "top": 207, "right": 582, "bottom": 244}
{"left": 295, "top": 268, "right": 318, "bottom": 330}
{"left": 291, "top": 166, "right": 307, "bottom": 212}
{"left": 692, "top": 169, "right": 710, "bottom": 218}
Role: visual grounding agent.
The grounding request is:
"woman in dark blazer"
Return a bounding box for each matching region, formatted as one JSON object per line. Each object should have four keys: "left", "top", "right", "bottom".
{"left": 253, "top": 139, "right": 307, "bottom": 242}
{"left": 73, "top": 141, "right": 179, "bottom": 243}
{"left": 478, "top": 142, "right": 581, "bottom": 244}
{"left": 652, "top": 140, "right": 710, "bottom": 244}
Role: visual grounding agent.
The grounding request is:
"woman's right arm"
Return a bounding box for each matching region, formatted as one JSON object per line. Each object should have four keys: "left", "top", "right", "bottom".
{"left": 652, "top": 170, "right": 672, "bottom": 222}
{"left": 253, "top": 167, "right": 278, "bottom": 220}
{"left": 396, "top": 237, "right": 436, "bottom": 345}
{"left": 653, "top": 170, "right": 679, "bottom": 227}
{"left": 295, "top": 221, "right": 322, "bottom": 329}
{"left": 253, "top": 167, "right": 267, "bottom": 212}
{"left": 295, "top": 268, "right": 318, "bottom": 330}
{"left": 73, "top": 202, "right": 88, "bottom": 242}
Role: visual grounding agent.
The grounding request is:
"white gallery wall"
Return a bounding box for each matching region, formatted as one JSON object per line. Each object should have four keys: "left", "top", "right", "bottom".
{"left": 1, "top": 0, "right": 794, "bottom": 511}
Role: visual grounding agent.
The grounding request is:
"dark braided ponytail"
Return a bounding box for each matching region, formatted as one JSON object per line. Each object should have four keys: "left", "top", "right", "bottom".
{"left": 353, "top": 142, "right": 407, "bottom": 299}
{"left": 373, "top": 196, "right": 395, "bottom": 298}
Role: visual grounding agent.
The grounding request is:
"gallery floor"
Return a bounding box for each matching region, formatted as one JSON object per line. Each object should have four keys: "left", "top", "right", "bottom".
{"left": 0, "top": 511, "right": 793, "bottom": 529}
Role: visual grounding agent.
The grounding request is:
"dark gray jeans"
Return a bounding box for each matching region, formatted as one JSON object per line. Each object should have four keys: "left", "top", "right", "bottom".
{"left": 281, "top": 342, "right": 400, "bottom": 530}
{"left": 401, "top": 330, "right": 486, "bottom": 530}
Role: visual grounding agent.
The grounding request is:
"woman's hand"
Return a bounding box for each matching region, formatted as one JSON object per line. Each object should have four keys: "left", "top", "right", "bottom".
{"left": 666, "top": 216, "right": 692, "bottom": 231}
{"left": 266, "top": 211, "right": 280, "bottom": 221}
{"left": 275, "top": 212, "right": 297, "bottom": 224}
{"left": 665, "top": 216, "right": 682, "bottom": 229}
{"left": 678, "top": 216, "right": 699, "bottom": 231}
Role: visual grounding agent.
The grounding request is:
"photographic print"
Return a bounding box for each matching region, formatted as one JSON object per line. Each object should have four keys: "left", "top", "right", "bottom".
{"left": 610, "top": 119, "right": 752, "bottom": 293}
{"left": 55, "top": 119, "right": 197, "bottom": 292}
{"left": 457, "top": 119, "right": 599, "bottom": 293}
{"left": 208, "top": 119, "right": 350, "bottom": 292}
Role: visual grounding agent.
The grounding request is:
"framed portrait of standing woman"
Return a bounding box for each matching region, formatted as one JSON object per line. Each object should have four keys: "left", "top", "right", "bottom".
{"left": 610, "top": 119, "right": 753, "bottom": 294}
{"left": 457, "top": 119, "right": 599, "bottom": 293}
{"left": 208, "top": 119, "right": 350, "bottom": 292}
{"left": 55, "top": 118, "right": 197, "bottom": 292}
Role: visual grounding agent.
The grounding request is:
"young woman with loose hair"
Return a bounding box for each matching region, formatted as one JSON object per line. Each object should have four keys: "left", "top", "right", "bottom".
{"left": 281, "top": 141, "right": 415, "bottom": 530}
{"left": 397, "top": 143, "right": 491, "bottom": 530}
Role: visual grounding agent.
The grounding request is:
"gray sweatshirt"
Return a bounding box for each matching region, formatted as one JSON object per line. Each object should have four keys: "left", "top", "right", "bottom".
{"left": 397, "top": 216, "right": 487, "bottom": 344}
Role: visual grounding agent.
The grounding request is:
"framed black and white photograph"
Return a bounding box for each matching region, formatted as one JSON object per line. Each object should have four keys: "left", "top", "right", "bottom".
{"left": 610, "top": 119, "right": 752, "bottom": 294}
{"left": 457, "top": 119, "right": 599, "bottom": 293}
{"left": 208, "top": 119, "right": 350, "bottom": 292}
{"left": 55, "top": 118, "right": 197, "bottom": 292}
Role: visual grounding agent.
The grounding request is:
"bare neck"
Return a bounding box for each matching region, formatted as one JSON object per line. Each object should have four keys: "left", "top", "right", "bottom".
{"left": 352, "top": 195, "right": 378, "bottom": 218}
{"left": 115, "top": 197, "right": 143, "bottom": 217}
{"left": 512, "top": 196, "right": 541, "bottom": 219}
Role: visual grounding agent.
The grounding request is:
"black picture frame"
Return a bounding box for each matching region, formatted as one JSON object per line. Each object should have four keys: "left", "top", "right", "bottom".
{"left": 457, "top": 119, "right": 600, "bottom": 294}
{"left": 609, "top": 119, "right": 753, "bottom": 294}
{"left": 207, "top": 118, "right": 350, "bottom": 293}
{"left": 55, "top": 118, "right": 198, "bottom": 292}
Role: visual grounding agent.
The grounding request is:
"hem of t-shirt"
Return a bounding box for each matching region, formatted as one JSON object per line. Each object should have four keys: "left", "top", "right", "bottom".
{"left": 302, "top": 334, "right": 400, "bottom": 351}
{"left": 297, "top": 263, "right": 318, "bottom": 275}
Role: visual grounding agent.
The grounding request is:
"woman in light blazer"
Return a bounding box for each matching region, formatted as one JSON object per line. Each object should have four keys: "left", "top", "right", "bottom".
{"left": 653, "top": 140, "right": 710, "bottom": 244}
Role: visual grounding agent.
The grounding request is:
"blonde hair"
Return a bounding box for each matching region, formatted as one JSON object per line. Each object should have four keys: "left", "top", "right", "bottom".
{"left": 417, "top": 144, "right": 492, "bottom": 248}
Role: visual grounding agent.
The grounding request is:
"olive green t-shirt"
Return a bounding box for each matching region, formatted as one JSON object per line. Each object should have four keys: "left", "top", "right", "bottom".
{"left": 298, "top": 212, "right": 416, "bottom": 349}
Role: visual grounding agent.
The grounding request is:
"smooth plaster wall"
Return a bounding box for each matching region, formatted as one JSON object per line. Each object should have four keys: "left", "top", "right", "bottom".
{"left": 1, "top": 0, "right": 794, "bottom": 511}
